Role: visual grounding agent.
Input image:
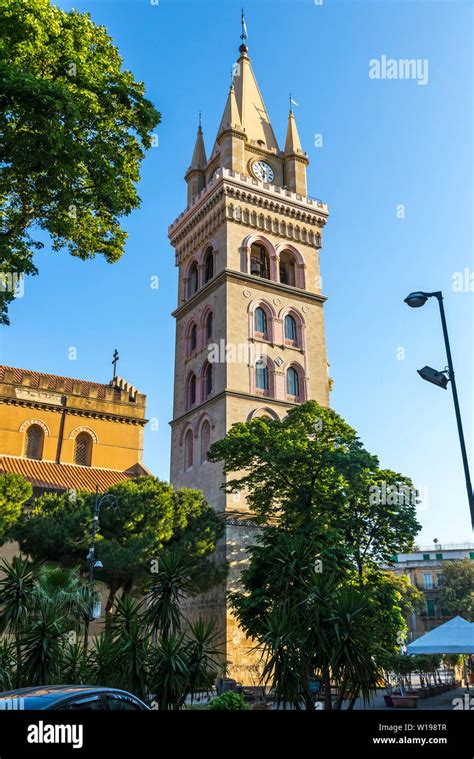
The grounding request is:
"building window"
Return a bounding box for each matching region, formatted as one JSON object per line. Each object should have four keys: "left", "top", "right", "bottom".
{"left": 204, "top": 248, "right": 214, "bottom": 283}
{"left": 422, "top": 573, "right": 433, "bottom": 590}
{"left": 470, "top": 552, "right": 474, "bottom": 560}
{"left": 426, "top": 599, "right": 436, "bottom": 617}
{"left": 435, "top": 553, "right": 443, "bottom": 560}
{"left": 422, "top": 554, "right": 430, "bottom": 561}
{"left": 204, "top": 363, "right": 213, "bottom": 398}
{"left": 24, "top": 424, "right": 44, "bottom": 460}
{"left": 250, "top": 244, "right": 270, "bottom": 279}
{"left": 184, "top": 429, "right": 193, "bottom": 471}
{"left": 206, "top": 312, "right": 213, "bottom": 341}
{"left": 187, "top": 373, "right": 196, "bottom": 409}
{"left": 255, "top": 307, "right": 268, "bottom": 337}
{"left": 189, "top": 323, "right": 197, "bottom": 354}
{"left": 75, "top": 432, "right": 93, "bottom": 467}
{"left": 286, "top": 367, "right": 299, "bottom": 398}
{"left": 279, "top": 250, "right": 296, "bottom": 286}
{"left": 200, "top": 421, "right": 211, "bottom": 464}
{"left": 284, "top": 314, "right": 297, "bottom": 342}
{"left": 256, "top": 361, "right": 268, "bottom": 391}
{"left": 188, "top": 263, "right": 199, "bottom": 298}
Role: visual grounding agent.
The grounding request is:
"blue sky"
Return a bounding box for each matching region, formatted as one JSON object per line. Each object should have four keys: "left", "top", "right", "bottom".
{"left": 2, "top": 0, "right": 472, "bottom": 544}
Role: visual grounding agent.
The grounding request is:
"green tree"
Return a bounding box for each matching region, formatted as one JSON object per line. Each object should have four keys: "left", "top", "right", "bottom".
{"left": 0, "top": 471, "right": 32, "bottom": 545}
{"left": 208, "top": 401, "right": 420, "bottom": 568}
{"left": 0, "top": 556, "right": 35, "bottom": 687}
{"left": 438, "top": 559, "right": 474, "bottom": 621}
{"left": 13, "top": 477, "right": 224, "bottom": 614}
{"left": 210, "top": 401, "right": 421, "bottom": 708}
{"left": 0, "top": 0, "right": 160, "bottom": 323}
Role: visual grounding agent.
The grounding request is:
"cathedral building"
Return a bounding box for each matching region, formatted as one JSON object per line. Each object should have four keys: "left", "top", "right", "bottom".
{"left": 0, "top": 365, "right": 149, "bottom": 496}
{"left": 168, "top": 34, "right": 331, "bottom": 679}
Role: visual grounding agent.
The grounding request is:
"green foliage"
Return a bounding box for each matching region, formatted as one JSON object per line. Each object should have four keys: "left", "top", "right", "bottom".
{"left": 438, "top": 559, "right": 474, "bottom": 621}
{"left": 13, "top": 477, "right": 225, "bottom": 614}
{"left": 212, "top": 402, "right": 421, "bottom": 708}
{"left": 208, "top": 401, "right": 420, "bottom": 569}
{"left": 208, "top": 691, "right": 248, "bottom": 710}
{"left": 0, "top": 556, "right": 224, "bottom": 704}
{"left": 0, "top": 472, "right": 32, "bottom": 544}
{"left": 0, "top": 0, "right": 160, "bottom": 324}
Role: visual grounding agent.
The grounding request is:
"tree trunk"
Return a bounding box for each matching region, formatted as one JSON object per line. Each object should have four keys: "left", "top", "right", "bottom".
{"left": 322, "top": 671, "right": 332, "bottom": 710}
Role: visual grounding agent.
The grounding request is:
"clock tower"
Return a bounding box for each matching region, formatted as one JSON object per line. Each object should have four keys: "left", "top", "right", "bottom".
{"left": 168, "top": 32, "right": 330, "bottom": 680}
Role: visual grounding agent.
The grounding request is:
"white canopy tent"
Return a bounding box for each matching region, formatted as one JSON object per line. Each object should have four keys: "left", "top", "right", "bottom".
{"left": 406, "top": 616, "right": 474, "bottom": 655}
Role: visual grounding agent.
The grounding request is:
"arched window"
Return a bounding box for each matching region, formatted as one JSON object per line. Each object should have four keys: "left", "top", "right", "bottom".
{"left": 187, "top": 373, "right": 196, "bottom": 409}
{"left": 189, "top": 323, "right": 197, "bottom": 354}
{"left": 206, "top": 312, "right": 213, "bottom": 340}
{"left": 284, "top": 314, "right": 297, "bottom": 342}
{"left": 204, "top": 363, "right": 213, "bottom": 398}
{"left": 254, "top": 307, "right": 268, "bottom": 337}
{"left": 200, "top": 421, "right": 211, "bottom": 463}
{"left": 279, "top": 250, "right": 296, "bottom": 286}
{"left": 75, "top": 432, "right": 93, "bottom": 467}
{"left": 250, "top": 243, "right": 270, "bottom": 279}
{"left": 204, "top": 248, "right": 214, "bottom": 283}
{"left": 256, "top": 361, "right": 269, "bottom": 391}
{"left": 286, "top": 367, "right": 300, "bottom": 398}
{"left": 188, "top": 262, "right": 199, "bottom": 298}
{"left": 184, "top": 429, "right": 193, "bottom": 471}
{"left": 24, "top": 424, "right": 44, "bottom": 460}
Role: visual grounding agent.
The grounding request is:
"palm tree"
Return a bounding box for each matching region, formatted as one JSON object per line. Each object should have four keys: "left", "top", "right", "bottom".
{"left": 33, "top": 564, "right": 94, "bottom": 629}
{"left": 144, "top": 549, "right": 196, "bottom": 642}
{"left": 21, "top": 603, "right": 69, "bottom": 686}
{"left": 0, "top": 639, "right": 16, "bottom": 691}
{"left": 0, "top": 557, "right": 35, "bottom": 687}
{"left": 148, "top": 632, "right": 190, "bottom": 710}
{"left": 185, "top": 618, "right": 225, "bottom": 701}
{"left": 108, "top": 594, "right": 149, "bottom": 701}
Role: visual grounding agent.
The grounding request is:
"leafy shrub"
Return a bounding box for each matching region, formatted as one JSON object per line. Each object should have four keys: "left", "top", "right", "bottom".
{"left": 208, "top": 690, "right": 248, "bottom": 710}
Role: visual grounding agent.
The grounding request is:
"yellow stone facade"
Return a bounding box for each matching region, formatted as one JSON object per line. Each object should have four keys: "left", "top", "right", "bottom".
{"left": 0, "top": 366, "right": 148, "bottom": 475}
{"left": 168, "top": 41, "right": 330, "bottom": 681}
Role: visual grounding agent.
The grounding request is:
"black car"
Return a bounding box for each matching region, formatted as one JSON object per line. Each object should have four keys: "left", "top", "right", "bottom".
{"left": 0, "top": 685, "right": 150, "bottom": 711}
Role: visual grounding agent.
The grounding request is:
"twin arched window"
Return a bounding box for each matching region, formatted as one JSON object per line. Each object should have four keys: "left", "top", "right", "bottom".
{"left": 250, "top": 244, "right": 270, "bottom": 279}
{"left": 256, "top": 361, "right": 269, "bottom": 391}
{"left": 204, "top": 363, "right": 213, "bottom": 398}
{"left": 189, "top": 323, "right": 197, "bottom": 353}
{"left": 188, "top": 263, "right": 199, "bottom": 298}
{"left": 206, "top": 312, "right": 213, "bottom": 341}
{"left": 284, "top": 314, "right": 297, "bottom": 342}
{"left": 286, "top": 367, "right": 300, "bottom": 398}
{"left": 24, "top": 424, "right": 44, "bottom": 460}
{"left": 187, "top": 373, "right": 197, "bottom": 408}
{"left": 184, "top": 420, "right": 212, "bottom": 471}
{"left": 254, "top": 307, "right": 268, "bottom": 337}
{"left": 184, "top": 429, "right": 193, "bottom": 470}
{"left": 186, "top": 247, "right": 215, "bottom": 301}
{"left": 74, "top": 432, "right": 93, "bottom": 467}
{"left": 204, "top": 248, "right": 214, "bottom": 283}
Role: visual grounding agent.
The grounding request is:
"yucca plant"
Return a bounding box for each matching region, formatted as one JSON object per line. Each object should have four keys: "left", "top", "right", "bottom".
{"left": 0, "top": 639, "right": 16, "bottom": 691}
{"left": 59, "top": 639, "right": 89, "bottom": 684}
{"left": 148, "top": 633, "right": 190, "bottom": 710}
{"left": 144, "top": 549, "right": 197, "bottom": 642}
{"left": 109, "top": 594, "right": 149, "bottom": 701}
{"left": 0, "top": 556, "right": 35, "bottom": 687}
{"left": 185, "top": 618, "right": 225, "bottom": 701}
{"left": 89, "top": 631, "right": 121, "bottom": 688}
{"left": 20, "top": 602, "right": 69, "bottom": 686}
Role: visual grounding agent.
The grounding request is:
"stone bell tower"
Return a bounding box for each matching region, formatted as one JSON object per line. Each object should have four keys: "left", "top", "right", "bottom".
{"left": 168, "top": 27, "right": 330, "bottom": 681}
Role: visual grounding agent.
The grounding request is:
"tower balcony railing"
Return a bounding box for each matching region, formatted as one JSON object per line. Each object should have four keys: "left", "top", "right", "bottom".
{"left": 169, "top": 167, "right": 329, "bottom": 233}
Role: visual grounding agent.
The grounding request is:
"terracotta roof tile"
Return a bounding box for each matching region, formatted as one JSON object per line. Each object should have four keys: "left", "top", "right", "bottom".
{"left": 0, "top": 456, "right": 132, "bottom": 493}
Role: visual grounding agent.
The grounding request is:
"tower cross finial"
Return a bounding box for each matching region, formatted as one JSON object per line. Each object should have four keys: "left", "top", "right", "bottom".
{"left": 240, "top": 8, "right": 248, "bottom": 43}
{"left": 112, "top": 348, "right": 119, "bottom": 381}
{"left": 198, "top": 110, "right": 202, "bottom": 129}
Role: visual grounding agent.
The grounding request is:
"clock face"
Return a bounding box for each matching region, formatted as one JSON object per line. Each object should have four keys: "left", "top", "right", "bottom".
{"left": 252, "top": 160, "right": 275, "bottom": 183}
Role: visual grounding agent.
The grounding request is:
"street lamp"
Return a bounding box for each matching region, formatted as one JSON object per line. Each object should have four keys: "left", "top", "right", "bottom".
{"left": 84, "top": 487, "right": 118, "bottom": 648}
{"left": 405, "top": 290, "right": 474, "bottom": 528}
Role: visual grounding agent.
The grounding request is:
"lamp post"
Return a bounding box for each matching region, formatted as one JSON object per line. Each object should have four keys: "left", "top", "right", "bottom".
{"left": 84, "top": 486, "right": 118, "bottom": 648}
{"left": 404, "top": 290, "right": 474, "bottom": 527}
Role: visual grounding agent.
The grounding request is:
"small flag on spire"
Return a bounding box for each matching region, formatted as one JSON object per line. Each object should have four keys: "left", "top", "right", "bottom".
{"left": 289, "top": 93, "right": 299, "bottom": 109}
